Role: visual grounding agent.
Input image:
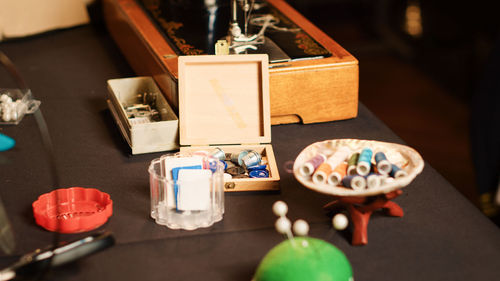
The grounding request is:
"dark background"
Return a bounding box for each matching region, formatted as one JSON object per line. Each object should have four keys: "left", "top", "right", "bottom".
{"left": 284, "top": 0, "right": 500, "bottom": 223}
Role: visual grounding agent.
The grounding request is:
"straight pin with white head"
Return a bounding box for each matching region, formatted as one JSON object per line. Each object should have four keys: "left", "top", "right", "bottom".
{"left": 273, "top": 201, "right": 294, "bottom": 241}
{"left": 332, "top": 213, "right": 349, "bottom": 231}
{"left": 273, "top": 201, "right": 312, "bottom": 247}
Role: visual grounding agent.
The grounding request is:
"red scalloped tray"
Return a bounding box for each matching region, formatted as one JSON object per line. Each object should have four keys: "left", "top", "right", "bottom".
{"left": 32, "top": 187, "right": 113, "bottom": 233}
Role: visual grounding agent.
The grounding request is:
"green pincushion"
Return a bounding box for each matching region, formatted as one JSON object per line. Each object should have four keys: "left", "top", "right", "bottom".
{"left": 254, "top": 237, "right": 353, "bottom": 281}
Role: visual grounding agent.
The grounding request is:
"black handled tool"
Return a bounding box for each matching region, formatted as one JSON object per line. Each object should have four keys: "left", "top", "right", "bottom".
{"left": 0, "top": 231, "right": 115, "bottom": 281}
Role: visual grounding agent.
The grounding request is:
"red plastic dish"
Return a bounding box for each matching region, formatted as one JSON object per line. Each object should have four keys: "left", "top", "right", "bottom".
{"left": 32, "top": 187, "right": 113, "bottom": 233}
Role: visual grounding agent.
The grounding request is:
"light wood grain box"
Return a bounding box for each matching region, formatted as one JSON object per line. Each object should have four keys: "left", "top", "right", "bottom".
{"left": 102, "top": 0, "right": 358, "bottom": 125}
{"left": 178, "top": 54, "right": 280, "bottom": 192}
{"left": 107, "top": 76, "right": 179, "bottom": 154}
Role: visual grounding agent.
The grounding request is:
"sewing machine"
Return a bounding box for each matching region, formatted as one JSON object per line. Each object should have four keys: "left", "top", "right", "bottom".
{"left": 103, "top": 0, "right": 359, "bottom": 124}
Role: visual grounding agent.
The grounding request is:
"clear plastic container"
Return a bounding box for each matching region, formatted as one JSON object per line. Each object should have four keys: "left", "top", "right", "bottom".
{"left": 0, "top": 89, "right": 41, "bottom": 125}
{"left": 149, "top": 153, "right": 225, "bottom": 230}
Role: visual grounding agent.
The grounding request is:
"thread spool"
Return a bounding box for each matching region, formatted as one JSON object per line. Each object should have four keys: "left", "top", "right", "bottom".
{"left": 356, "top": 148, "right": 373, "bottom": 176}
{"left": 231, "top": 150, "right": 251, "bottom": 166}
{"left": 327, "top": 162, "right": 348, "bottom": 186}
{"left": 365, "top": 173, "right": 382, "bottom": 189}
{"left": 312, "top": 163, "right": 332, "bottom": 184}
{"left": 241, "top": 150, "right": 262, "bottom": 168}
{"left": 300, "top": 153, "right": 326, "bottom": 177}
{"left": 342, "top": 175, "right": 366, "bottom": 190}
{"left": 390, "top": 164, "right": 407, "bottom": 178}
{"left": 249, "top": 169, "right": 269, "bottom": 178}
{"left": 382, "top": 176, "right": 395, "bottom": 185}
{"left": 374, "top": 152, "right": 392, "bottom": 175}
{"left": 313, "top": 147, "right": 350, "bottom": 184}
{"left": 347, "top": 152, "right": 359, "bottom": 176}
{"left": 209, "top": 147, "right": 226, "bottom": 161}
{"left": 325, "top": 146, "right": 351, "bottom": 168}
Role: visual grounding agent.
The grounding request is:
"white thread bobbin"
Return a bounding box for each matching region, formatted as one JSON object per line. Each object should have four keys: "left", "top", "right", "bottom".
{"left": 365, "top": 174, "right": 382, "bottom": 189}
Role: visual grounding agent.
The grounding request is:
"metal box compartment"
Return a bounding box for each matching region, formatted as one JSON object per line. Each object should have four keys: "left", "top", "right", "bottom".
{"left": 107, "top": 76, "right": 179, "bottom": 154}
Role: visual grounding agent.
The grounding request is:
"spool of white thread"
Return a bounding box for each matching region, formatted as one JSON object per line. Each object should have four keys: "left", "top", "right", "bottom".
{"left": 312, "top": 147, "right": 350, "bottom": 184}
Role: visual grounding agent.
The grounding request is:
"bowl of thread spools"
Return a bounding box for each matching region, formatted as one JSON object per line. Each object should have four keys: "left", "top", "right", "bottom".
{"left": 293, "top": 139, "right": 424, "bottom": 197}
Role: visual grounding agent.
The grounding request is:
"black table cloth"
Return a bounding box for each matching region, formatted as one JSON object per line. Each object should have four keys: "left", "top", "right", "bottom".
{"left": 0, "top": 25, "right": 498, "bottom": 281}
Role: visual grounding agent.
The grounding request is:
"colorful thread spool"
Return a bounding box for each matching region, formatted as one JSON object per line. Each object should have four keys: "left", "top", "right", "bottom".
{"left": 300, "top": 153, "right": 326, "bottom": 177}
{"left": 374, "top": 152, "right": 392, "bottom": 175}
{"left": 356, "top": 148, "right": 373, "bottom": 176}
{"left": 342, "top": 175, "right": 366, "bottom": 190}
{"left": 390, "top": 164, "right": 407, "bottom": 178}
{"left": 347, "top": 152, "right": 359, "bottom": 176}
{"left": 249, "top": 169, "right": 269, "bottom": 178}
{"left": 247, "top": 164, "right": 267, "bottom": 171}
{"left": 326, "top": 146, "right": 351, "bottom": 168}
{"left": 312, "top": 147, "right": 350, "bottom": 184}
{"left": 327, "top": 162, "right": 348, "bottom": 186}
{"left": 365, "top": 173, "right": 382, "bottom": 189}
{"left": 312, "top": 163, "right": 333, "bottom": 184}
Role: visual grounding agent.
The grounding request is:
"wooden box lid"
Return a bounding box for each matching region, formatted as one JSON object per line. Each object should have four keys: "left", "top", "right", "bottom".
{"left": 178, "top": 54, "right": 271, "bottom": 146}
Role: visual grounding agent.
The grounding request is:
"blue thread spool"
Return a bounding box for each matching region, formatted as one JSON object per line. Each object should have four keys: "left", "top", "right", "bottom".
{"left": 390, "top": 164, "right": 407, "bottom": 178}
{"left": 249, "top": 169, "right": 269, "bottom": 178}
{"left": 247, "top": 164, "right": 267, "bottom": 171}
{"left": 356, "top": 148, "right": 373, "bottom": 176}
{"left": 341, "top": 175, "right": 366, "bottom": 190}
{"left": 374, "top": 152, "right": 391, "bottom": 175}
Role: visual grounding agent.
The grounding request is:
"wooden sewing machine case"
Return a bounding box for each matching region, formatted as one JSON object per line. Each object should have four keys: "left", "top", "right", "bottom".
{"left": 103, "top": 0, "right": 359, "bottom": 125}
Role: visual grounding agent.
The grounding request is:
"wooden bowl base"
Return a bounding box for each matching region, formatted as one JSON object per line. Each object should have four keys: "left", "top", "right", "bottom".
{"left": 324, "top": 190, "right": 404, "bottom": 246}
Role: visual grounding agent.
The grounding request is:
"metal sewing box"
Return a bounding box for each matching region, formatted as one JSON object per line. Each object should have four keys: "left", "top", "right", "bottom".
{"left": 106, "top": 76, "right": 179, "bottom": 154}
{"left": 177, "top": 54, "right": 280, "bottom": 192}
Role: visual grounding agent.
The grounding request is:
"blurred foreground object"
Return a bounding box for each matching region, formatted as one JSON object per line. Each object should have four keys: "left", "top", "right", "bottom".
{"left": 0, "top": 232, "right": 114, "bottom": 281}
{"left": 0, "top": 197, "right": 15, "bottom": 255}
{"left": 0, "top": 0, "right": 93, "bottom": 41}
{"left": 253, "top": 201, "right": 353, "bottom": 281}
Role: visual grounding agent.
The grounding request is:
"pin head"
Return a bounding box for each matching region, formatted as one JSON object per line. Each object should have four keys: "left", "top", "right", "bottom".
{"left": 275, "top": 217, "right": 291, "bottom": 234}
{"left": 332, "top": 213, "right": 349, "bottom": 231}
{"left": 272, "top": 201, "right": 288, "bottom": 217}
{"left": 292, "top": 219, "right": 309, "bottom": 236}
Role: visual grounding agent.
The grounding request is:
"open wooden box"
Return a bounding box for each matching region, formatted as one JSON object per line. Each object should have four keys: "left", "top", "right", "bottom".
{"left": 178, "top": 54, "right": 280, "bottom": 192}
